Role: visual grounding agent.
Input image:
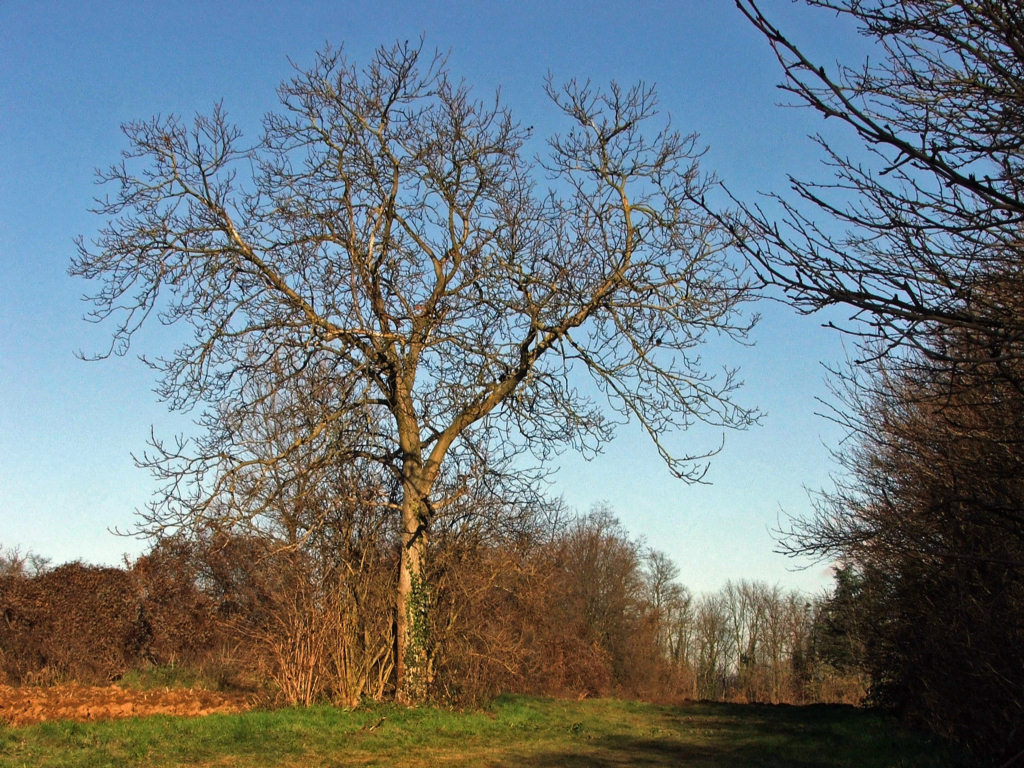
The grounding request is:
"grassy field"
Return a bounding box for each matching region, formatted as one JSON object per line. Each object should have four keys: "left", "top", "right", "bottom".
{"left": 0, "top": 695, "right": 974, "bottom": 767}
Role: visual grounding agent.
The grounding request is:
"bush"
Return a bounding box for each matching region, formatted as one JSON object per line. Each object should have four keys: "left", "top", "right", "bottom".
{"left": 0, "top": 562, "right": 147, "bottom": 684}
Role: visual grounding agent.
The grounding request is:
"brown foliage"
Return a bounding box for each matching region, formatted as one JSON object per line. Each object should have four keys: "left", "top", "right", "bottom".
{"left": 732, "top": 2, "right": 1024, "bottom": 758}
{"left": 0, "top": 563, "right": 147, "bottom": 684}
{"left": 430, "top": 531, "right": 620, "bottom": 704}
{"left": 175, "top": 531, "right": 397, "bottom": 706}
{"left": 131, "top": 539, "right": 220, "bottom": 668}
{"left": 431, "top": 507, "right": 698, "bottom": 705}
{"left": 1, "top": 502, "right": 863, "bottom": 710}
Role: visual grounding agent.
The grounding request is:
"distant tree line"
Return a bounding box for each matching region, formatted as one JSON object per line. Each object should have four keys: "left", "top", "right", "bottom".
{"left": 0, "top": 506, "right": 864, "bottom": 708}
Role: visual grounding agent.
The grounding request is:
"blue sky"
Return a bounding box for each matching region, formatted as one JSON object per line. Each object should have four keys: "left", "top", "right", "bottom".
{"left": 1, "top": 1, "right": 867, "bottom": 594}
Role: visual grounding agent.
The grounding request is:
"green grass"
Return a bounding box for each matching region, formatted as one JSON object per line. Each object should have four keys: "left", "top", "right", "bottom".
{"left": 0, "top": 695, "right": 976, "bottom": 767}
{"left": 117, "top": 663, "right": 254, "bottom": 694}
{"left": 117, "top": 665, "right": 214, "bottom": 692}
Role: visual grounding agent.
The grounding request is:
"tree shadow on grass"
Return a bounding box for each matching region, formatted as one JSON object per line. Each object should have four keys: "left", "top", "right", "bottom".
{"left": 501, "top": 736, "right": 720, "bottom": 767}
{"left": 497, "top": 735, "right": 831, "bottom": 768}
{"left": 491, "top": 703, "right": 969, "bottom": 768}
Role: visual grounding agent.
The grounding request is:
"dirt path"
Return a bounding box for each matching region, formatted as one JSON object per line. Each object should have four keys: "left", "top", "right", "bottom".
{"left": 0, "top": 684, "right": 252, "bottom": 726}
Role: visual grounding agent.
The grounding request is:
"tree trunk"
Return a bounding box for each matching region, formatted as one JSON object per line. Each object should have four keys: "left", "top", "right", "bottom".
{"left": 396, "top": 484, "right": 431, "bottom": 704}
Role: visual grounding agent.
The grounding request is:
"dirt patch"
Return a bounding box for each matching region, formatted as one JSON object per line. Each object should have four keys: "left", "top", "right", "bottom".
{"left": 0, "top": 684, "right": 253, "bottom": 726}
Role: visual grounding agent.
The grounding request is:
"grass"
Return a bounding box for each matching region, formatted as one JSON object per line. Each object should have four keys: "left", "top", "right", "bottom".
{"left": 117, "top": 665, "right": 216, "bottom": 692}
{"left": 0, "top": 695, "right": 976, "bottom": 767}
{"left": 117, "top": 663, "right": 255, "bottom": 694}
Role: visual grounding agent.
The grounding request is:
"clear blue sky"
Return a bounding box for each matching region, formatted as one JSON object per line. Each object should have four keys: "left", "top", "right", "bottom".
{"left": 0, "top": 1, "right": 867, "bottom": 595}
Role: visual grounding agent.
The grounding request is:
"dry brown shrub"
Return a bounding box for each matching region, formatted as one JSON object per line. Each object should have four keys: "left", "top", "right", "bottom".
{"left": 131, "top": 539, "right": 220, "bottom": 668}
{"left": 186, "top": 532, "right": 396, "bottom": 706}
{"left": 0, "top": 563, "right": 148, "bottom": 684}
{"left": 429, "top": 508, "right": 674, "bottom": 705}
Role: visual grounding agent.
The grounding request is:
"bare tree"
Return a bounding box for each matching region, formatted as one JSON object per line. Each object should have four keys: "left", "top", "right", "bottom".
{"left": 73, "top": 41, "right": 758, "bottom": 702}
{"left": 693, "top": 593, "right": 733, "bottom": 700}
{"left": 643, "top": 548, "right": 689, "bottom": 659}
{"left": 726, "top": 0, "right": 1024, "bottom": 363}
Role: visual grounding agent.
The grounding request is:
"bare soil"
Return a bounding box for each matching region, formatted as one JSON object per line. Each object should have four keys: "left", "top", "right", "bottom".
{"left": 0, "top": 684, "right": 252, "bottom": 726}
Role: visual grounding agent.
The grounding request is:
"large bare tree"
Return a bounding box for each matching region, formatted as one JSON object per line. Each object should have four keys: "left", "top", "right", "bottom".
{"left": 73, "top": 41, "right": 757, "bottom": 702}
